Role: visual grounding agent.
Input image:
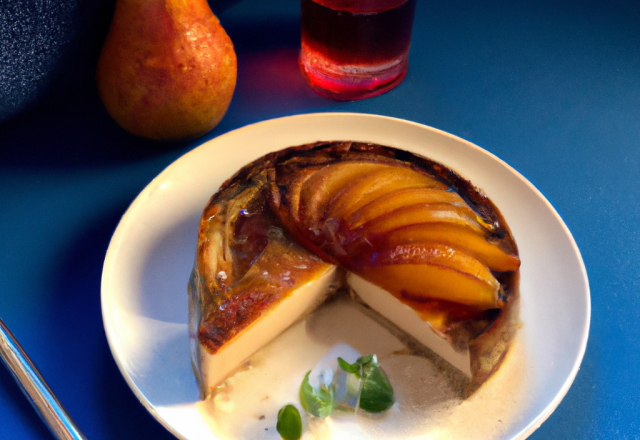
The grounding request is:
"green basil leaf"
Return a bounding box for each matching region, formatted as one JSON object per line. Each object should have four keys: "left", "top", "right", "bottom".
{"left": 356, "top": 354, "right": 374, "bottom": 367}
{"left": 337, "top": 357, "right": 360, "bottom": 375}
{"left": 299, "top": 370, "right": 334, "bottom": 418}
{"left": 358, "top": 362, "right": 395, "bottom": 414}
{"left": 339, "top": 355, "right": 374, "bottom": 379}
{"left": 276, "top": 405, "right": 302, "bottom": 440}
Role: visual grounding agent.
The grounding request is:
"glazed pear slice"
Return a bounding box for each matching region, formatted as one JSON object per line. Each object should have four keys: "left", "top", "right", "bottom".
{"left": 326, "top": 166, "right": 447, "bottom": 222}
{"left": 360, "top": 244, "right": 502, "bottom": 310}
{"left": 281, "top": 164, "right": 326, "bottom": 222}
{"left": 377, "top": 224, "right": 521, "bottom": 272}
{"left": 356, "top": 203, "right": 488, "bottom": 236}
{"left": 199, "top": 177, "right": 267, "bottom": 292}
{"left": 346, "top": 187, "right": 467, "bottom": 229}
{"left": 298, "top": 161, "right": 386, "bottom": 227}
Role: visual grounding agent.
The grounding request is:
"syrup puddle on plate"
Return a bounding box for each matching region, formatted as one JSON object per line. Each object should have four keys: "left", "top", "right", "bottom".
{"left": 195, "top": 297, "right": 530, "bottom": 440}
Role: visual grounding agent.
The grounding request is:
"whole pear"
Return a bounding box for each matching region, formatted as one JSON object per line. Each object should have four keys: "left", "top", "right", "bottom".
{"left": 96, "top": 0, "right": 237, "bottom": 141}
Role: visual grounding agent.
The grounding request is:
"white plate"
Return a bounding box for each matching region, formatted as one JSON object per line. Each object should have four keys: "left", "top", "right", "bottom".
{"left": 101, "top": 113, "right": 590, "bottom": 440}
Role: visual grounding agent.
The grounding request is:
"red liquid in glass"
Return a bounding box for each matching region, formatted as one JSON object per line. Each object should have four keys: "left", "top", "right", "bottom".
{"left": 300, "top": 0, "right": 417, "bottom": 101}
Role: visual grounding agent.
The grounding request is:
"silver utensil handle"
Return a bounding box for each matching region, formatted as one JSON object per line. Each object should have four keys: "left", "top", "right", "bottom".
{"left": 0, "top": 318, "right": 87, "bottom": 440}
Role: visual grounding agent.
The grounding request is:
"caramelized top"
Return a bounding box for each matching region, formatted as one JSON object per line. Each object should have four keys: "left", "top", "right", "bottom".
{"left": 267, "top": 142, "right": 518, "bottom": 258}
{"left": 192, "top": 167, "right": 332, "bottom": 354}
{"left": 192, "top": 141, "right": 520, "bottom": 354}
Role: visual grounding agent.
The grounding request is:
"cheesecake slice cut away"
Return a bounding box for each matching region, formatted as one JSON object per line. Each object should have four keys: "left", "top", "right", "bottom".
{"left": 188, "top": 164, "right": 338, "bottom": 397}
{"left": 190, "top": 141, "right": 520, "bottom": 398}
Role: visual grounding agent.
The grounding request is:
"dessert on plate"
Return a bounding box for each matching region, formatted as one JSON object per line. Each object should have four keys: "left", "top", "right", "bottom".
{"left": 188, "top": 141, "right": 520, "bottom": 399}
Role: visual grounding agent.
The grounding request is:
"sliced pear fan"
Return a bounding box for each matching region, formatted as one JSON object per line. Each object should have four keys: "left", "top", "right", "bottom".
{"left": 267, "top": 142, "right": 520, "bottom": 314}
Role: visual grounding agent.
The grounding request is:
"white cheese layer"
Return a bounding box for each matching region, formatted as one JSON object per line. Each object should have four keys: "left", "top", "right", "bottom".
{"left": 198, "top": 268, "right": 472, "bottom": 396}
{"left": 197, "top": 266, "right": 339, "bottom": 395}
{"left": 347, "top": 273, "right": 472, "bottom": 377}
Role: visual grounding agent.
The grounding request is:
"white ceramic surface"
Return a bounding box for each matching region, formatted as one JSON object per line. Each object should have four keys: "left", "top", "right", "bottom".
{"left": 101, "top": 113, "right": 590, "bottom": 439}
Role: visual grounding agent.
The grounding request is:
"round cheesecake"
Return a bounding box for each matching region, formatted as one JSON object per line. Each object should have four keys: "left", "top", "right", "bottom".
{"left": 189, "top": 141, "right": 520, "bottom": 398}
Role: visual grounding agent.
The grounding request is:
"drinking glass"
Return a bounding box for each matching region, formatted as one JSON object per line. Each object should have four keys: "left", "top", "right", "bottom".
{"left": 299, "top": 0, "right": 417, "bottom": 101}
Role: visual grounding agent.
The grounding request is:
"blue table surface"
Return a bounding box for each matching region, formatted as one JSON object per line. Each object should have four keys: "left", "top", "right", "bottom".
{"left": 2, "top": 0, "right": 639, "bottom": 438}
